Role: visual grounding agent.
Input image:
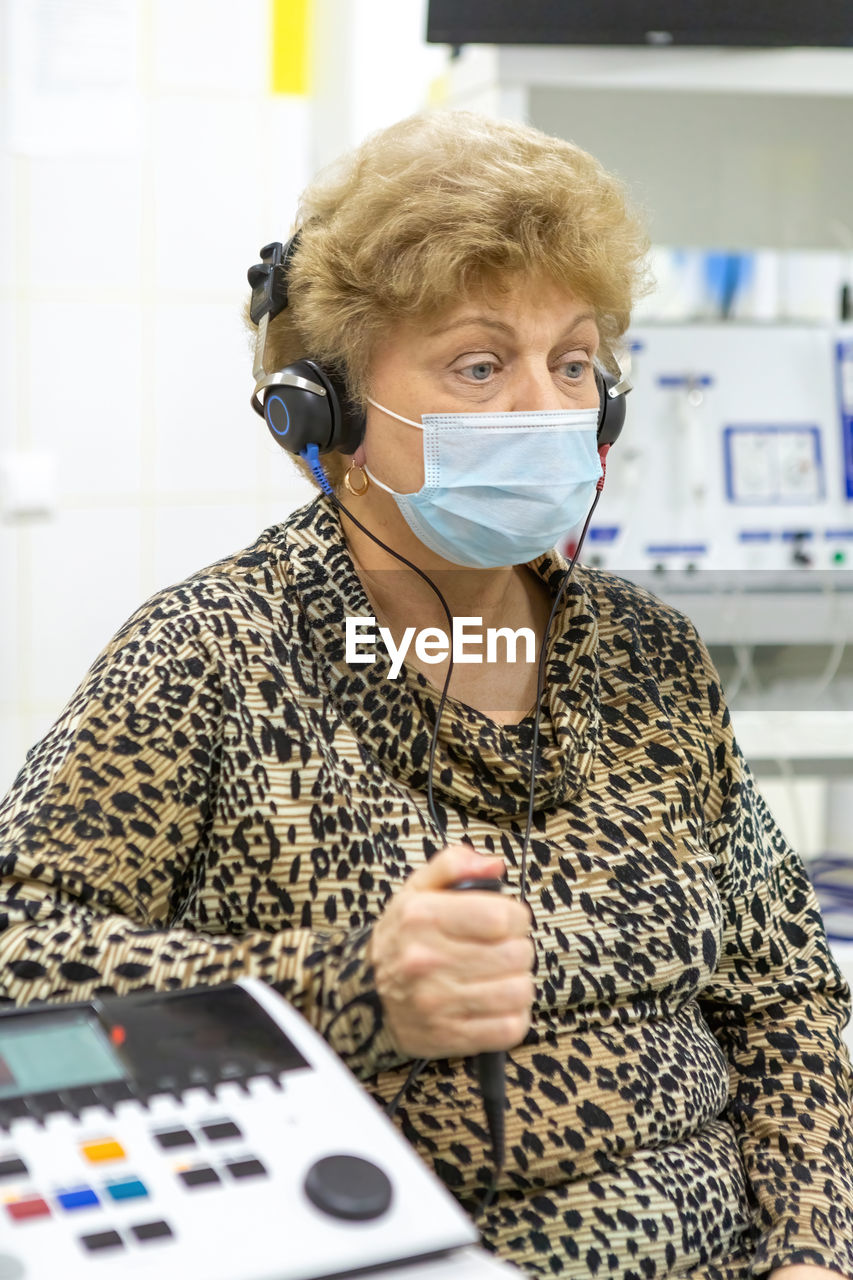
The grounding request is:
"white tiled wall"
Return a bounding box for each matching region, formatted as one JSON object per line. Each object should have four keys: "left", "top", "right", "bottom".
{"left": 1, "top": 0, "right": 444, "bottom": 795}
{"left": 29, "top": 302, "right": 145, "bottom": 499}
{"left": 27, "top": 505, "right": 147, "bottom": 704}
{"left": 151, "top": 0, "right": 269, "bottom": 95}
{"left": 26, "top": 156, "right": 145, "bottom": 291}
{"left": 0, "top": 152, "right": 15, "bottom": 290}
{"left": 0, "top": 0, "right": 316, "bottom": 792}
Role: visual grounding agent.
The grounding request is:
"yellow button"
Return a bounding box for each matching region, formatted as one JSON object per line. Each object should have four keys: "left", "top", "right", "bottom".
{"left": 81, "top": 1140, "right": 125, "bottom": 1163}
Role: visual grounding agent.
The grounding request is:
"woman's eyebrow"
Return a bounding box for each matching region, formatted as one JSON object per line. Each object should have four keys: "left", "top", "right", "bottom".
{"left": 427, "top": 315, "right": 514, "bottom": 337}
{"left": 427, "top": 312, "right": 598, "bottom": 338}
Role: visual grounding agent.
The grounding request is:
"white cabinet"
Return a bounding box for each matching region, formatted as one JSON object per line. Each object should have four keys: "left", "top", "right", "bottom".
{"left": 444, "top": 44, "right": 853, "bottom": 249}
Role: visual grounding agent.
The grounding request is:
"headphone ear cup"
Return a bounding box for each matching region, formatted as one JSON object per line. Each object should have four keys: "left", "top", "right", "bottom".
{"left": 264, "top": 373, "right": 335, "bottom": 455}
{"left": 322, "top": 367, "right": 367, "bottom": 456}
{"left": 261, "top": 360, "right": 366, "bottom": 456}
{"left": 596, "top": 369, "right": 626, "bottom": 447}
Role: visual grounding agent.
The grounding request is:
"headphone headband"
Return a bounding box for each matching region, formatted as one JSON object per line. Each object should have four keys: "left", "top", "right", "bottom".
{"left": 247, "top": 235, "right": 301, "bottom": 326}
{"left": 250, "top": 369, "right": 327, "bottom": 418}
{"left": 247, "top": 239, "right": 630, "bottom": 456}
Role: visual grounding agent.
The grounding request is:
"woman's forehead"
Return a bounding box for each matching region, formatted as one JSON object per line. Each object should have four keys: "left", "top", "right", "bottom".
{"left": 406, "top": 279, "right": 599, "bottom": 346}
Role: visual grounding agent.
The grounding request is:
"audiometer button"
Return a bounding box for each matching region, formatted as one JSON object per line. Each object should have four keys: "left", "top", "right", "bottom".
{"left": 0, "top": 1157, "right": 28, "bottom": 1180}
{"left": 6, "top": 1197, "right": 50, "bottom": 1223}
{"left": 64, "top": 1086, "right": 99, "bottom": 1114}
{"left": 225, "top": 1158, "right": 266, "bottom": 1180}
{"left": 304, "top": 1155, "right": 392, "bottom": 1221}
{"left": 131, "top": 1219, "right": 173, "bottom": 1243}
{"left": 57, "top": 1187, "right": 100, "bottom": 1211}
{"left": 79, "top": 1230, "right": 123, "bottom": 1253}
{"left": 154, "top": 1128, "right": 195, "bottom": 1150}
{"left": 178, "top": 1166, "right": 220, "bottom": 1189}
{"left": 0, "top": 1100, "right": 30, "bottom": 1129}
{"left": 26, "top": 1092, "right": 64, "bottom": 1121}
{"left": 81, "top": 1139, "right": 125, "bottom": 1163}
{"left": 201, "top": 1121, "right": 242, "bottom": 1142}
{"left": 105, "top": 1178, "right": 148, "bottom": 1202}
{"left": 92, "top": 1081, "right": 134, "bottom": 1111}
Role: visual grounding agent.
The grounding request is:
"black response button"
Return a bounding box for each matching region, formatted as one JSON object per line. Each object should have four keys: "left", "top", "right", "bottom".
{"left": 179, "top": 1167, "right": 220, "bottom": 1188}
{"left": 201, "top": 1121, "right": 242, "bottom": 1142}
{"left": 225, "top": 1158, "right": 266, "bottom": 1180}
{"left": 304, "top": 1155, "right": 392, "bottom": 1221}
{"left": 80, "top": 1231, "right": 124, "bottom": 1253}
{"left": 131, "top": 1220, "right": 173, "bottom": 1242}
{"left": 154, "top": 1128, "right": 195, "bottom": 1150}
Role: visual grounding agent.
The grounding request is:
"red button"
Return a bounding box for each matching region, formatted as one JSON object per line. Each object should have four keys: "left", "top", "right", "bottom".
{"left": 7, "top": 1197, "right": 51, "bottom": 1221}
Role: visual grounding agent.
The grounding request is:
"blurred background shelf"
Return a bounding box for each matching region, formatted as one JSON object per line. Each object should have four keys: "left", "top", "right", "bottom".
{"left": 731, "top": 711, "right": 853, "bottom": 776}
{"left": 624, "top": 571, "right": 853, "bottom": 646}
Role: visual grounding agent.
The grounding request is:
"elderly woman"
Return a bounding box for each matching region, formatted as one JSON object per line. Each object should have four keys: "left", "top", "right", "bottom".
{"left": 0, "top": 111, "right": 852, "bottom": 1279}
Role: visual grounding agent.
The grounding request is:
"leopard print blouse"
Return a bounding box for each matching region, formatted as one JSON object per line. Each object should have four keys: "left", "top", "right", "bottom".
{"left": 1, "top": 492, "right": 853, "bottom": 1277}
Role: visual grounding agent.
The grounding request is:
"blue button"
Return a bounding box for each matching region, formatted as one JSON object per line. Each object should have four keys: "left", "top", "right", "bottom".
{"left": 58, "top": 1188, "right": 100, "bottom": 1211}
{"left": 105, "top": 1179, "right": 148, "bottom": 1202}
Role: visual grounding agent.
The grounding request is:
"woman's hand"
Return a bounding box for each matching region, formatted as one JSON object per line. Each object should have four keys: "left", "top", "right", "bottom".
{"left": 369, "top": 845, "right": 535, "bottom": 1059}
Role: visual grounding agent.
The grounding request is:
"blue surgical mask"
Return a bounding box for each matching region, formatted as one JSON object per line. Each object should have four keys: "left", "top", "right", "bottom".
{"left": 363, "top": 400, "right": 603, "bottom": 568}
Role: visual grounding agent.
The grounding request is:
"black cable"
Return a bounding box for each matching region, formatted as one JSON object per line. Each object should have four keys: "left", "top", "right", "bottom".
{"left": 470, "top": 489, "right": 602, "bottom": 1219}
{"left": 303, "top": 442, "right": 603, "bottom": 1215}
{"left": 384, "top": 1057, "right": 429, "bottom": 1120}
{"left": 304, "top": 445, "right": 454, "bottom": 841}
{"left": 474, "top": 1167, "right": 499, "bottom": 1218}
{"left": 519, "top": 486, "right": 603, "bottom": 903}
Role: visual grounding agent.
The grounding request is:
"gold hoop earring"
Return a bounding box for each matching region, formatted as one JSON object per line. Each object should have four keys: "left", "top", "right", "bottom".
{"left": 343, "top": 463, "right": 370, "bottom": 497}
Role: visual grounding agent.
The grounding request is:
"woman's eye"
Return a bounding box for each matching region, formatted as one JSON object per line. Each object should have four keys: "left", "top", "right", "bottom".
{"left": 561, "top": 360, "right": 587, "bottom": 380}
{"left": 461, "top": 361, "right": 495, "bottom": 381}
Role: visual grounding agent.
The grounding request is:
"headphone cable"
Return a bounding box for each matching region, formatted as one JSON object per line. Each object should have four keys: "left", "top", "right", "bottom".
{"left": 303, "top": 444, "right": 455, "bottom": 839}
{"left": 302, "top": 442, "right": 602, "bottom": 1217}
{"left": 519, "top": 483, "right": 603, "bottom": 901}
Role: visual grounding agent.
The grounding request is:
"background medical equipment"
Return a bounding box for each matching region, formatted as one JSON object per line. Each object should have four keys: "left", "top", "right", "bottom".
{"left": 580, "top": 323, "right": 853, "bottom": 577}
{"left": 572, "top": 322, "right": 853, "bottom": 960}
{"left": 0, "top": 979, "right": 508, "bottom": 1280}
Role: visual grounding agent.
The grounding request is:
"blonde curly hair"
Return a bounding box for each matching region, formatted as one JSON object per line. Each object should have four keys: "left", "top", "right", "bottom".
{"left": 247, "top": 109, "right": 650, "bottom": 490}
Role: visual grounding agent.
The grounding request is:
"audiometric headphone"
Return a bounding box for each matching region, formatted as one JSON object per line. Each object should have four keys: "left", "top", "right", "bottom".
{"left": 247, "top": 235, "right": 632, "bottom": 457}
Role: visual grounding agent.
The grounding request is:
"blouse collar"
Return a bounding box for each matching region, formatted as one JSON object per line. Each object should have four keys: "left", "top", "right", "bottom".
{"left": 281, "top": 493, "right": 601, "bottom": 822}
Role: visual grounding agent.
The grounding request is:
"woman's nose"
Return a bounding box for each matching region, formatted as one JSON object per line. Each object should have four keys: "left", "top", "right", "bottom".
{"left": 508, "top": 365, "right": 565, "bottom": 413}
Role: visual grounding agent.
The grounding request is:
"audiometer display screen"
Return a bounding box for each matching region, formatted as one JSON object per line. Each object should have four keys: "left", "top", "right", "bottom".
{"left": 0, "top": 1012, "right": 126, "bottom": 1099}
{"left": 112, "top": 985, "right": 309, "bottom": 1083}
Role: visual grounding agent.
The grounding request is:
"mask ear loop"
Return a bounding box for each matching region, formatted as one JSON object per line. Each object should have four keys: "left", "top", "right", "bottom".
{"left": 360, "top": 400, "right": 425, "bottom": 496}
{"left": 366, "top": 397, "right": 424, "bottom": 430}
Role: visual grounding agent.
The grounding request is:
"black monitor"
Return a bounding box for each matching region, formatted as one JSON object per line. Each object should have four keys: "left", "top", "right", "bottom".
{"left": 426, "top": 1, "right": 853, "bottom": 48}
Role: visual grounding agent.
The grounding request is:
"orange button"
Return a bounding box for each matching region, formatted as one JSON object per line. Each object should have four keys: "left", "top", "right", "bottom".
{"left": 81, "top": 1140, "right": 126, "bottom": 1163}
